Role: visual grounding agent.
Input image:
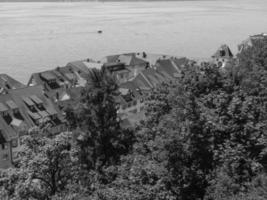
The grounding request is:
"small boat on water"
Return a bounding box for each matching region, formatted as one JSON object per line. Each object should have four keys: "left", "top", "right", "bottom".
{"left": 97, "top": 30, "right": 103, "bottom": 34}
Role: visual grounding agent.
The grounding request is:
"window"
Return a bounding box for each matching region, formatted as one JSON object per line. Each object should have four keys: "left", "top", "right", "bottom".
{"left": 3, "top": 113, "right": 12, "bottom": 125}
{"left": 14, "top": 111, "right": 24, "bottom": 120}
{"left": 1, "top": 143, "right": 6, "bottom": 150}
{"left": 37, "top": 104, "right": 45, "bottom": 111}
{"left": 2, "top": 111, "right": 8, "bottom": 117}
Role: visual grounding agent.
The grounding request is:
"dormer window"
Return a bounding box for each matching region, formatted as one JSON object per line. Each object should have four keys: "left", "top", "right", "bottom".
{"left": 2, "top": 111, "right": 12, "bottom": 124}
{"left": 6, "top": 100, "right": 18, "bottom": 112}
{"left": 1, "top": 110, "right": 8, "bottom": 117}
{"left": 30, "top": 95, "right": 45, "bottom": 111}
{"left": 22, "top": 96, "right": 37, "bottom": 113}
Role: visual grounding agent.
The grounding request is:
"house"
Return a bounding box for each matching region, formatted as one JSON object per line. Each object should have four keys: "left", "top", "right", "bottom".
{"left": 116, "top": 66, "right": 174, "bottom": 123}
{"left": 103, "top": 62, "right": 132, "bottom": 84}
{"left": 238, "top": 33, "right": 267, "bottom": 52}
{"left": 212, "top": 44, "right": 234, "bottom": 67}
{"left": 0, "top": 74, "right": 25, "bottom": 95}
{"left": 154, "top": 58, "right": 185, "bottom": 78}
{"left": 27, "top": 64, "right": 91, "bottom": 110}
{"left": 0, "top": 102, "right": 17, "bottom": 168}
{"left": 0, "top": 84, "right": 66, "bottom": 168}
{"left": 102, "top": 53, "right": 150, "bottom": 82}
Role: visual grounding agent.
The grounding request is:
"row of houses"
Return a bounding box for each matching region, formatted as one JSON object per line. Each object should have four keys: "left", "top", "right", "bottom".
{"left": 1, "top": 34, "right": 264, "bottom": 168}
{"left": 0, "top": 74, "right": 66, "bottom": 168}
{"left": 0, "top": 53, "right": 190, "bottom": 168}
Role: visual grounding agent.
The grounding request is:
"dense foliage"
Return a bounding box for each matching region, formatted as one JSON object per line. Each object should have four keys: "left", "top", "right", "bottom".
{"left": 1, "top": 38, "right": 267, "bottom": 200}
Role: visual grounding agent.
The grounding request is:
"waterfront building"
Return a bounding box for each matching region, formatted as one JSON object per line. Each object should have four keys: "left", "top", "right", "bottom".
{"left": 0, "top": 83, "right": 66, "bottom": 169}
{"left": 238, "top": 33, "right": 267, "bottom": 53}
{"left": 212, "top": 44, "right": 234, "bottom": 68}
{"left": 0, "top": 74, "right": 25, "bottom": 95}
{"left": 27, "top": 60, "right": 98, "bottom": 110}
{"left": 102, "top": 53, "right": 150, "bottom": 82}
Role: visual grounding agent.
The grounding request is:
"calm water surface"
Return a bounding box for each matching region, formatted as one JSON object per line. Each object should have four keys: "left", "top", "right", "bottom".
{"left": 0, "top": 0, "right": 267, "bottom": 83}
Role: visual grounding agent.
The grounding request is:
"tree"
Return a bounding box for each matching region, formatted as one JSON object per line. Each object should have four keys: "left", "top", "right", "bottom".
{"left": 0, "top": 130, "right": 76, "bottom": 200}
{"left": 66, "top": 68, "right": 135, "bottom": 171}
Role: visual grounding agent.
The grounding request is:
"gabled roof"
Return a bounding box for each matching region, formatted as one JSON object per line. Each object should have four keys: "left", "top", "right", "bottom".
{"left": 118, "top": 54, "right": 148, "bottom": 66}
{"left": 133, "top": 73, "right": 153, "bottom": 90}
{"left": 212, "top": 44, "right": 233, "bottom": 59}
{"left": 172, "top": 57, "right": 189, "bottom": 67}
{"left": 9, "top": 85, "right": 65, "bottom": 127}
{"left": 28, "top": 64, "right": 90, "bottom": 107}
{"left": 0, "top": 94, "right": 20, "bottom": 142}
{"left": 67, "top": 60, "right": 100, "bottom": 74}
{"left": 238, "top": 33, "right": 267, "bottom": 52}
{"left": 103, "top": 53, "right": 148, "bottom": 67}
{"left": 155, "top": 59, "right": 181, "bottom": 77}
{"left": 0, "top": 74, "right": 25, "bottom": 92}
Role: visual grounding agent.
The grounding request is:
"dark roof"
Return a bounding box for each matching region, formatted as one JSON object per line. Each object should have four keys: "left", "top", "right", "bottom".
{"left": 28, "top": 64, "right": 90, "bottom": 108}
{"left": 212, "top": 44, "right": 233, "bottom": 59}
{"left": 132, "top": 73, "right": 152, "bottom": 90}
{"left": 156, "top": 59, "right": 180, "bottom": 77}
{"left": 0, "top": 85, "right": 65, "bottom": 141}
{"left": 0, "top": 131, "right": 6, "bottom": 144}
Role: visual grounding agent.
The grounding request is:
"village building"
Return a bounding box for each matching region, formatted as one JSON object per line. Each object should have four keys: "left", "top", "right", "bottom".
{"left": 116, "top": 57, "right": 186, "bottom": 126}
{"left": 0, "top": 83, "right": 66, "bottom": 169}
{"left": 212, "top": 44, "right": 234, "bottom": 68}
{"left": 27, "top": 60, "right": 98, "bottom": 110}
{"left": 238, "top": 33, "right": 267, "bottom": 53}
{"left": 102, "top": 53, "right": 150, "bottom": 82}
{"left": 0, "top": 74, "right": 25, "bottom": 95}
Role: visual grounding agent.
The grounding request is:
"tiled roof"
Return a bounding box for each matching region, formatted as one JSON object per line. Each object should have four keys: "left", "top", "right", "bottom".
{"left": 27, "top": 64, "right": 91, "bottom": 109}
{"left": 0, "top": 74, "right": 25, "bottom": 92}
{"left": 103, "top": 53, "right": 148, "bottom": 67}
{"left": 155, "top": 59, "right": 181, "bottom": 77}
{"left": 0, "top": 82, "right": 65, "bottom": 137}
{"left": 212, "top": 44, "right": 233, "bottom": 59}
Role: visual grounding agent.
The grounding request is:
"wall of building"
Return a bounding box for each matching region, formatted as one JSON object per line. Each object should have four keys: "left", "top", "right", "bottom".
{"left": 0, "top": 142, "right": 12, "bottom": 169}
{"left": 118, "top": 99, "right": 145, "bottom": 117}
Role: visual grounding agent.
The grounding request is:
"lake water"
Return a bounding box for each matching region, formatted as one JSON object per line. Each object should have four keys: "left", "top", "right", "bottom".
{"left": 0, "top": 0, "right": 267, "bottom": 83}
